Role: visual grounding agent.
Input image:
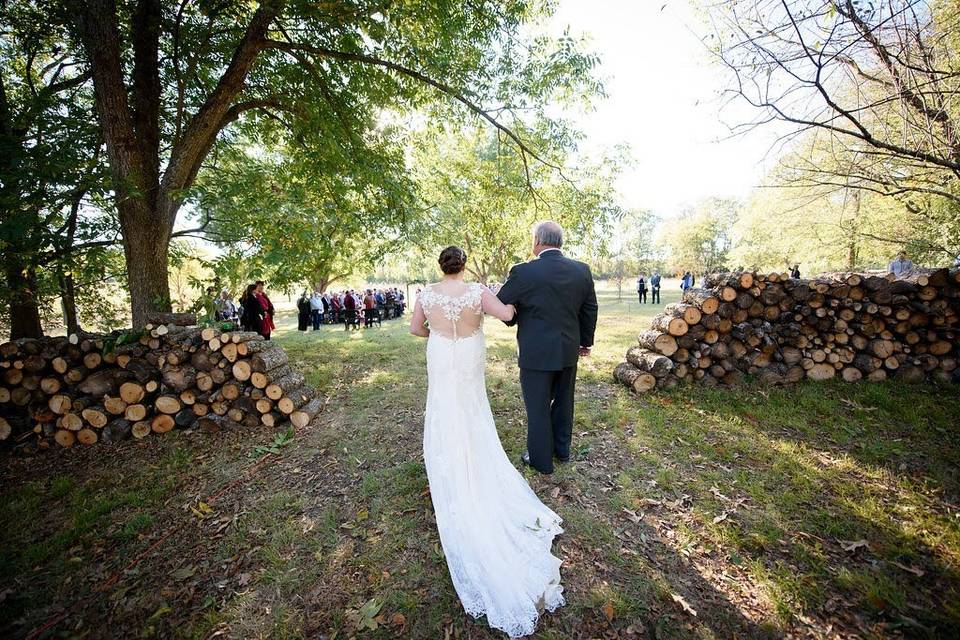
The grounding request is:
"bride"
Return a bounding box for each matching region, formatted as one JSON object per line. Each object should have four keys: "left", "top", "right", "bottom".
{"left": 408, "top": 246, "right": 565, "bottom": 638}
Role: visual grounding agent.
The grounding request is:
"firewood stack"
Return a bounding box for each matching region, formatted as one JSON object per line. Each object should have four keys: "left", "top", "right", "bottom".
{"left": 0, "top": 320, "right": 322, "bottom": 454}
{"left": 614, "top": 268, "right": 960, "bottom": 393}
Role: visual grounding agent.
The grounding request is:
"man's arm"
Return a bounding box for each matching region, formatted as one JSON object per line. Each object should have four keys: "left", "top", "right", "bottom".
{"left": 578, "top": 267, "right": 599, "bottom": 349}
{"left": 496, "top": 264, "right": 524, "bottom": 326}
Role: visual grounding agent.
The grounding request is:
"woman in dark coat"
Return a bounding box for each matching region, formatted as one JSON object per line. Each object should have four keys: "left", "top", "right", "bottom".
{"left": 296, "top": 291, "right": 311, "bottom": 331}
{"left": 240, "top": 283, "right": 264, "bottom": 334}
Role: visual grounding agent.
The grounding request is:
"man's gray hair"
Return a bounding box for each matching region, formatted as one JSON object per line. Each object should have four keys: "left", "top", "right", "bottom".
{"left": 533, "top": 220, "right": 564, "bottom": 248}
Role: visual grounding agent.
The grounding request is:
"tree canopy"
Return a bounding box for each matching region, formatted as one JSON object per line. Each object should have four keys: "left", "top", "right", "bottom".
{"left": 1, "top": 0, "right": 604, "bottom": 335}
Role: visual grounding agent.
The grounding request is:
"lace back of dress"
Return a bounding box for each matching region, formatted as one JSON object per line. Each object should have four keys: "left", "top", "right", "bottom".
{"left": 420, "top": 283, "right": 484, "bottom": 340}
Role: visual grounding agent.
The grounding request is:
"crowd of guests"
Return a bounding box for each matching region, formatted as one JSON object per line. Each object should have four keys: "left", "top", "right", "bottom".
{"left": 296, "top": 287, "right": 406, "bottom": 331}
{"left": 194, "top": 282, "right": 407, "bottom": 338}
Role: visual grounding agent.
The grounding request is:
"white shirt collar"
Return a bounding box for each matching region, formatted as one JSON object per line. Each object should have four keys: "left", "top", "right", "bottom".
{"left": 537, "top": 247, "right": 562, "bottom": 258}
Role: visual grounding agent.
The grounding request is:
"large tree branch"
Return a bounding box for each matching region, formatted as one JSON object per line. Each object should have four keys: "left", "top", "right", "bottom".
{"left": 261, "top": 39, "right": 564, "bottom": 187}
{"left": 218, "top": 97, "right": 300, "bottom": 130}
{"left": 162, "top": 2, "right": 283, "bottom": 213}
{"left": 839, "top": 1, "right": 960, "bottom": 158}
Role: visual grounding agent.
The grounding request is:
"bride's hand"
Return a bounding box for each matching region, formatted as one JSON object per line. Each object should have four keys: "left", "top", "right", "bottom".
{"left": 506, "top": 303, "right": 516, "bottom": 319}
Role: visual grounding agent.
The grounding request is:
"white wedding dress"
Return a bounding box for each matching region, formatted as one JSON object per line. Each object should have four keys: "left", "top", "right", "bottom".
{"left": 418, "top": 282, "right": 565, "bottom": 638}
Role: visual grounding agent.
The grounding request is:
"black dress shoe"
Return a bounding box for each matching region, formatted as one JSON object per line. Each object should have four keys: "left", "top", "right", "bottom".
{"left": 555, "top": 455, "right": 570, "bottom": 463}
{"left": 519, "top": 451, "right": 553, "bottom": 474}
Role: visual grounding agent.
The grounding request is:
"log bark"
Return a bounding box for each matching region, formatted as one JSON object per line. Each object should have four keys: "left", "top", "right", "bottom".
{"left": 626, "top": 347, "right": 674, "bottom": 377}
{"left": 614, "top": 362, "right": 656, "bottom": 393}
{"left": 291, "top": 397, "right": 325, "bottom": 428}
{"left": 683, "top": 288, "right": 720, "bottom": 314}
{"left": 251, "top": 347, "right": 289, "bottom": 372}
{"left": 266, "top": 372, "right": 306, "bottom": 401}
{"left": 637, "top": 331, "right": 678, "bottom": 357}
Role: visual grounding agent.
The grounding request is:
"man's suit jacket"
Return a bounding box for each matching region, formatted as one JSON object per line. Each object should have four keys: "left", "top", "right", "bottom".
{"left": 497, "top": 250, "right": 598, "bottom": 371}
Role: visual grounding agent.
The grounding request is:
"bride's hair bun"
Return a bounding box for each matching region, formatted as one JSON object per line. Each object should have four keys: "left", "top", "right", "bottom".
{"left": 439, "top": 246, "right": 467, "bottom": 275}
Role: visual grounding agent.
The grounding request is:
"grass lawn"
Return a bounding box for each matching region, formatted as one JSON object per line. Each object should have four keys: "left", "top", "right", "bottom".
{"left": 2, "top": 281, "right": 959, "bottom": 639}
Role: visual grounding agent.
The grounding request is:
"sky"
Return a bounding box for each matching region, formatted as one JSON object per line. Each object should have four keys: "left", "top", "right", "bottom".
{"left": 546, "top": 0, "right": 786, "bottom": 218}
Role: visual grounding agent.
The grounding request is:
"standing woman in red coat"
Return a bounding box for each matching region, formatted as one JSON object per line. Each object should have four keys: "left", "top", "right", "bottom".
{"left": 254, "top": 281, "right": 276, "bottom": 339}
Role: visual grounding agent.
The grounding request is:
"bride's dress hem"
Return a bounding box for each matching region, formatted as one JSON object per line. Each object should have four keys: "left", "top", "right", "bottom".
{"left": 420, "top": 283, "right": 567, "bottom": 639}
{"left": 456, "top": 514, "right": 566, "bottom": 638}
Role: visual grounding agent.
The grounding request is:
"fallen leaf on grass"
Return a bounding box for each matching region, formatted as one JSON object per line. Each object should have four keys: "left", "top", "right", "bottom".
{"left": 622, "top": 508, "right": 642, "bottom": 524}
{"left": 347, "top": 597, "right": 383, "bottom": 631}
{"left": 190, "top": 501, "right": 214, "bottom": 519}
{"left": 238, "top": 572, "right": 252, "bottom": 586}
{"left": 671, "top": 593, "right": 698, "bottom": 616}
{"left": 712, "top": 512, "right": 728, "bottom": 524}
{"left": 391, "top": 612, "right": 406, "bottom": 627}
{"left": 635, "top": 497, "right": 662, "bottom": 508}
{"left": 842, "top": 539, "right": 869, "bottom": 552}
{"left": 172, "top": 564, "right": 196, "bottom": 581}
{"left": 601, "top": 601, "right": 615, "bottom": 622}
{"left": 889, "top": 560, "right": 924, "bottom": 577}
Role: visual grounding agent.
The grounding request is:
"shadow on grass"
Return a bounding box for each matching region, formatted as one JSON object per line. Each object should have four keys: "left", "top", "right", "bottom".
{"left": 604, "top": 380, "right": 960, "bottom": 636}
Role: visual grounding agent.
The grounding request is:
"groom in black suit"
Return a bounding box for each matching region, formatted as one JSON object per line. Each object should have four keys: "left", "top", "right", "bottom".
{"left": 497, "top": 221, "right": 599, "bottom": 474}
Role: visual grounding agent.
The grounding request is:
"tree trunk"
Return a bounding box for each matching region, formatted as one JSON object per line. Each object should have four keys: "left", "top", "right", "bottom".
{"left": 58, "top": 270, "right": 81, "bottom": 335}
{"left": 846, "top": 189, "right": 860, "bottom": 269}
{"left": 310, "top": 273, "right": 335, "bottom": 293}
{"left": 119, "top": 199, "right": 173, "bottom": 327}
{"left": 7, "top": 263, "right": 43, "bottom": 339}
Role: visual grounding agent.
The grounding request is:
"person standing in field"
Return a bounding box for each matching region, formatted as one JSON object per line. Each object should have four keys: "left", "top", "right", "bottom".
{"left": 254, "top": 281, "right": 275, "bottom": 339}
{"left": 296, "top": 291, "right": 311, "bottom": 331}
{"left": 790, "top": 264, "right": 801, "bottom": 279}
{"left": 310, "top": 291, "right": 323, "bottom": 330}
{"left": 680, "top": 271, "right": 692, "bottom": 291}
{"left": 636, "top": 272, "right": 647, "bottom": 304}
{"left": 650, "top": 271, "right": 661, "bottom": 304}
{"left": 240, "top": 283, "right": 263, "bottom": 334}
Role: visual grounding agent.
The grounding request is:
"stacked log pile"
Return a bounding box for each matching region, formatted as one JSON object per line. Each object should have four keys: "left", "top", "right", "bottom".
{"left": 614, "top": 268, "right": 960, "bottom": 392}
{"left": 0, "top": 322, "right": 322, "bottom": 454}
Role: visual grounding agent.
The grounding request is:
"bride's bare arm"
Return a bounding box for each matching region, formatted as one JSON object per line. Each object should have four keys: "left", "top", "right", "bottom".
{"left": 409, "top": 300, "right": 430, "bottom": 337}
{"left": 481, "top": 289, "right": 515, "bottom": 322}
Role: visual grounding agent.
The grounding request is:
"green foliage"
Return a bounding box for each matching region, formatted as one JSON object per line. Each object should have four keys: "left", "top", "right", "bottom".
{"left": 410, "top": 124, "right": 624, "bottom": 282}
{"left": 250, "top": 426, "right": 296, "bottom": 459}
{"left": 0, "top": 1, "right": 117, "bottom": 336}
{"left": 700, "top": 0, "right": 960, "bottom": 268}
{"left": 729, "top": 131, "right": 960, "bottom": 273}
{"left": 194, "top": 135, "right": 412, "bottom": 292}
{"left": 662, "top": 197, "right": 739, "bottom": 275}
{"left": 593, "top": 209, "right": 664, "bottom": 280}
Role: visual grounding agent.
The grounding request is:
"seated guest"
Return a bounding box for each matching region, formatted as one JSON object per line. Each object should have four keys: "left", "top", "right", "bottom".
{"left": 889, "top": 250, "right": 914, "bottom": 277}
